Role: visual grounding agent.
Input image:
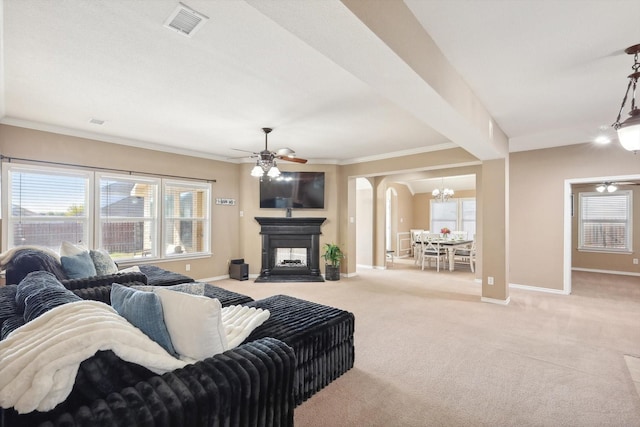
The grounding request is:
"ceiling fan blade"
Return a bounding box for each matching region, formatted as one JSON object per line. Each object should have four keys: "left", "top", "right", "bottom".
{"left": 277, "top": 156, "right": 308, "bottom": 164}
{"left": 230, "top": 148, "right": 257, "bottom": 154}
{"left": 226, "top": 155, "right": 255, "bottom": 160}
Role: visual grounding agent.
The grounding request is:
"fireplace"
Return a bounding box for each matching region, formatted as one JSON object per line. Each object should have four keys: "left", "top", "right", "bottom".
{"left": 255, "top": 217, "right": 326, "bottom": 282}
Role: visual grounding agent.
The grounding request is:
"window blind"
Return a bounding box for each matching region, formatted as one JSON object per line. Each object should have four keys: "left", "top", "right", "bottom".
{"left": 6, "top": 165, "right": 91, "bottom": 250}
{"left": 579, "top": 191, "right": 632, "bottom": 251}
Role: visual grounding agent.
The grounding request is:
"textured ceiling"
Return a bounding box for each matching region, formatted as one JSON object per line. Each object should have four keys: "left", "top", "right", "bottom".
{"left": 1, "top": 0, "right": 639, "bottom": 166}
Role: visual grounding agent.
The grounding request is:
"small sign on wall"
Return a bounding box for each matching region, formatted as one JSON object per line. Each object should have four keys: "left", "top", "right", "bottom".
{"left": 216, "top": 198, "right": 236, "bottom": 206}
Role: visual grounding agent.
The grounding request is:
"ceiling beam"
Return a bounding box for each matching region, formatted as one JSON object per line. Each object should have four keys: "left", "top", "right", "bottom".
{"left": 247, "top": 0, "right": 507, "bottom": 160}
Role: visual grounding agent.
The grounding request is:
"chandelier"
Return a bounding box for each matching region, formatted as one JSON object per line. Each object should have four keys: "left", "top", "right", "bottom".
{"left": 612, "top": 43, "right": 640, "bottom": 153}
{"left": 250, "top": 128, "right": 280, "bottom": 179}
{"left": 432, "top": 178, "right": 454, "bottom": 202}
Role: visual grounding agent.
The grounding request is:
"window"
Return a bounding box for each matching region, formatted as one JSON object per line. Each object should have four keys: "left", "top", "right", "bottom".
{"left": 579, "top": 191, "right": 632, "bottom": 252}
{"left": 97, "top": 174, "right": 159, "bottom": 260}
{"left": 163, "top": 180, "right": 210, "bottom": 257}
{"left": 431, "top": 200, "right": 457, "bottom": 232}
{"left": 430, "top": 198, "right": 476, "bottom": 237}
{"left": 4, "top": 165, "right": 92, "bottom": 251}
{"left": 3, "top": 163, "right": 211, "bottom": 260}
{"left": 461, "top": 199, "right": 477, "bottom": 237}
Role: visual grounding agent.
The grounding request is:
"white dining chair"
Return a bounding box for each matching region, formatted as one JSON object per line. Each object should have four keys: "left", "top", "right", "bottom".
{"left": 453, "top": 236, "right": 476, "bottom": 272}
{"left": 410, "top": 229, "right": 424, "bottom": 263}
{"left": 419, "top": 232, "right": 448, "bottom": 272}
{"left": 451, "top": 231, "right": 468, "bottom": 240}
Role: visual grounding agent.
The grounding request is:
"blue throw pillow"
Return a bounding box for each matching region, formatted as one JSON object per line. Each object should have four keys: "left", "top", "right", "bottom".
{"left": 61, "top": 252, "right": 97, "bottom": 279}
{"left": 110, "top": 283, "right": 177, "bottom": 356}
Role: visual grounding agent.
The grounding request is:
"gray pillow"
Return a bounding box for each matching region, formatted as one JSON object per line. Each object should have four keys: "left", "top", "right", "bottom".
{"left": 133, "top": 283, "right": 206, "bottom": 295}
{"left": 110, "top": 283, "right": 177, "bottom": 356}
{"left": 61, "top": 252, "right": 97, "bottom": 279}
{"left": 89, "top": 249, "right": 118, "bottom": 275}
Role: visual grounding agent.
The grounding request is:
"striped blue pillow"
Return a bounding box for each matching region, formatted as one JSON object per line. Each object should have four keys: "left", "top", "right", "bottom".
{"left": 110, "top": 284, "right": 177, "bottom": 356}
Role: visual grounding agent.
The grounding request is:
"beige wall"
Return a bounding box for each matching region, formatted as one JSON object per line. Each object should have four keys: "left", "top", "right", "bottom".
{"left": 238, "top": 162, "right": 341, "bottom": 276}
{"left": 0, "top": 124, "right": 241, "bottom": 280}
{"left": 481, "top": 158, "right": 509, "bottom": 300}
{"left": 355, "top": 183, "right": 374, "bottom": 266}
{"left": 386, "top": 183, "right": 413, "bottom": 253}
{"left": 0, "top": 125, "right": 343, "bottom": 279}
{"left": 510, "top": 142, "right": 640, "bottom": 290}
{"left": 5, "top": 123, "right": 635, "bottom": 291}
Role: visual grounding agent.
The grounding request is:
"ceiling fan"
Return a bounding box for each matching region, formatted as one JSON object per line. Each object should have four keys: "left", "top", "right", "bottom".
{"left": 234, "top": 128, "right": 308, "bottom": 179}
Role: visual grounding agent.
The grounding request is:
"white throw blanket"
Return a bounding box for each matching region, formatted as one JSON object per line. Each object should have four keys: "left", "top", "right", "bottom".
{"left": 0, "top": 300, "right": 270, "bottom": 414}
{"left": 221, "top": 305, "right": 270, "bottom": 349}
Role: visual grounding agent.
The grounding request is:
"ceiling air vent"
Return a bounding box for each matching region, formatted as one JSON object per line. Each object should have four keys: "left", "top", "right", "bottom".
{"left": 164, "top": 3, "right": 208, "bottom": 37}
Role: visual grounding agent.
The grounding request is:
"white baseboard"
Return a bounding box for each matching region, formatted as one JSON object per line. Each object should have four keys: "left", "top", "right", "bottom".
{"left": 481, "top": 296, "right": 511, "bottom": 305}
{"left": 356, "top": 264, "right": 374, "bottom": 269}
{"left": 509, "top": 283, "right": 569, "bottom": 295}
{"left": 572, "top": 267, "right": 640, "bottom": 277}
{"left": 196, "top": 276, "right": 221, "bottom": 282}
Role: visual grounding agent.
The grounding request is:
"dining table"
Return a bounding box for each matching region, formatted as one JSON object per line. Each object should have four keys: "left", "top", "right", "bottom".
{"left": 435, "top": 238, "right": 474, "bottom": 272}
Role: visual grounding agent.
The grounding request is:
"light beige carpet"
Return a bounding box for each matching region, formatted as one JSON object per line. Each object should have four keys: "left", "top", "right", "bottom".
{"left": 211, "top": 260, "right": 640, "bottom": 426}
{"left": 626, "top": 355, "right": 640, "bottom": 399}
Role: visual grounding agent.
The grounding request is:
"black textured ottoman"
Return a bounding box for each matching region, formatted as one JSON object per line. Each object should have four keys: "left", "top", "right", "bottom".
{"left": 139, "top": 264, "right": 195, "bottom": 286}
{"left": 198, "top": 282, "right": 255, "bottom": 306}
{"left": 244, "top": 295, "right": 355, "bottom": 405}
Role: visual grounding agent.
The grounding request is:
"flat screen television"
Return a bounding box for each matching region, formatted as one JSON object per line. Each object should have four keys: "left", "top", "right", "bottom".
{"left": 260, "top": 171, "right": 325, "bottom": 209}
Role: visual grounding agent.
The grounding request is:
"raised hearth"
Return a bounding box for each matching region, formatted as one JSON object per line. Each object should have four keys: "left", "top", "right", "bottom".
{"left": 255, "top": 217, "right": 326, "bottom": 282}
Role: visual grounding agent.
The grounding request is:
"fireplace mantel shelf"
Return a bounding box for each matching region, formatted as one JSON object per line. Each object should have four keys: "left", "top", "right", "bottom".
{"left": 255, "top": 217, "right": 326, "bottom": 283}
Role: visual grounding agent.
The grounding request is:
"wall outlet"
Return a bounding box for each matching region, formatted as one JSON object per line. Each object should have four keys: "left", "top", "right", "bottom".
{"left": 186, "top": 264, "right": 191, "bottom": 272}
{"left": 487, "top": 276, "right": 494, "bottom": 285}
{"left": 634, "top": 258, "right": 639, "bottom": 265}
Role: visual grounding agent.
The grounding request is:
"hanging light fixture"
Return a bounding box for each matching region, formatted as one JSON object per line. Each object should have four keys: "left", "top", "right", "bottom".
{"left": 250, "top": 128, "right": 281, "bottom": 179}
{"left": 432, "top": 178, "right": 454, "bottom": 202}
{"left": 596, "top": 182, "right": 618, "bottom": 193}
{"left": 612, "top": 43, "right": 640, "bottom": 153}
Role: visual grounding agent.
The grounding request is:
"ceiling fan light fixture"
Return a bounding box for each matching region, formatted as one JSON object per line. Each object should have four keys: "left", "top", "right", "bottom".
{"left": 617, "top": 109, "right": 640, "bottom": 152}
{"left": 613, "top": 43, "right": 640, "bottom": 153}
{"left": 596, "top": 182, "right": 618, "bottom": 193}
{"left": 251, "top": 163, "right": 264, "bottom": 177}
{"left": 267, "top": 162, "right": 281, "bottom": 178}
{"left": 248, "top": 127, "right": 307, "bottom": 178}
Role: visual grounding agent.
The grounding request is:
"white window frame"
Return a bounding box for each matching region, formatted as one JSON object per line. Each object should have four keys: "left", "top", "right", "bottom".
{"left": 578, "top": 190, "right": 633, "bottom": 253}
{"left": 430, "top": 197, "right": 476, "bottom": 237}
{"left": 2, "top": 162, "right": 212, "bottom": 261}
{"left": 96, "top": 173, "right": 160, "bottom": 260}
{"left": 162, "top": 179, "right": 211, "bottom": 258}
{"left": 2, "top": 163, "right": 93, "bottom": 250}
